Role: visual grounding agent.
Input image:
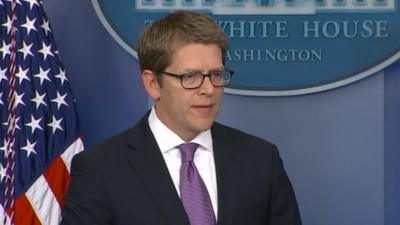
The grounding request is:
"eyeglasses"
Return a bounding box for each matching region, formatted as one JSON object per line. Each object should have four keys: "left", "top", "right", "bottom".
{"left": 158, "top": 68, "right": 234, "bottom": 90}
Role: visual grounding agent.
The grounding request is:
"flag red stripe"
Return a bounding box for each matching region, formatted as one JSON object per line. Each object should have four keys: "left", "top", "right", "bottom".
{"left": 13, "top": 195, "right": 42, "bottom": 225}
{"left": 43, "top": 156, "right": 71, "bottom": 207}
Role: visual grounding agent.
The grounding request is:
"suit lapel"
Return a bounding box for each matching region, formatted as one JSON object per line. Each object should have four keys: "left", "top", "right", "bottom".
{"left": 124, "top": 116, "right": 189, "bottom": 225}
{"left": 212, "top": 123, "right": 243, "bottom": 225}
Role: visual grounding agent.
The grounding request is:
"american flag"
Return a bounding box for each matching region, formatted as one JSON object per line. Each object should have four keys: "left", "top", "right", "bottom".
{"left": 0, "top": 0, "right": 84, "bottom": 224}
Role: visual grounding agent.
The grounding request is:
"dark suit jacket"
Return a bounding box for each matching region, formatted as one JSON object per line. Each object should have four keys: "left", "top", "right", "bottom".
{"left": 60, "top": 114, "right": 302, "bottom": 225}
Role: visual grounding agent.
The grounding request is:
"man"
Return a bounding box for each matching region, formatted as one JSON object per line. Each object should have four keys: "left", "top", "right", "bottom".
{"left": 61, "top": 11, "right": 302, "bottom": 225}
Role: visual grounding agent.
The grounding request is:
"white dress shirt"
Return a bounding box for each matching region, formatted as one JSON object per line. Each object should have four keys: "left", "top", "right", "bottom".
{"left": 148, "top": 107, "right": 218, "bottom": 219}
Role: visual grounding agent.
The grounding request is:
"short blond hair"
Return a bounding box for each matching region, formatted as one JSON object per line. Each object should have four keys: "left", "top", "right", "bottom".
{"left": 138, "top": 11, "right": 228, "bottom": 73}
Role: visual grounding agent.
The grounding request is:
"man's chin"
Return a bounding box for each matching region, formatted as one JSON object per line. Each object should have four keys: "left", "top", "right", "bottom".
{"left": 192, "top": 120, "right": 214, "bottom": 132}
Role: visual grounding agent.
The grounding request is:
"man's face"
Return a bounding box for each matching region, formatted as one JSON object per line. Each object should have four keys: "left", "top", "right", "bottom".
{"left": 154, "top": 43, "right": 224, "bottom": 141}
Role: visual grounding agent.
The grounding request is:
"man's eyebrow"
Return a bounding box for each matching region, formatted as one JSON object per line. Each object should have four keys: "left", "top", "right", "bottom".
{"left": 182, "top": 67, "right": 225, "bottom": 73}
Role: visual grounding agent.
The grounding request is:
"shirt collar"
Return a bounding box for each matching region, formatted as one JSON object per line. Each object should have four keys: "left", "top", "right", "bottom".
{"left": 148, "top": 106, "right": 213, "bottom": 153}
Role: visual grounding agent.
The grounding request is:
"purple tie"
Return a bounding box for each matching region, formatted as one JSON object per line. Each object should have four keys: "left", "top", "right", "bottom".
{"left": 178, "top": 143, "right": 216, "bottom": 225}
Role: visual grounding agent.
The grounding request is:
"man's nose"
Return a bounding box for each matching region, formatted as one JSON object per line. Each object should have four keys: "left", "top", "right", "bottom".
{"left": 198, "top": 76, "right": 215, "bottom": 95}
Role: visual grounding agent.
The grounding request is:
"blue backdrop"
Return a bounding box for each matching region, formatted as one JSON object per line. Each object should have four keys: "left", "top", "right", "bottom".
{"left": 44, "top": 0, "right": 400, "bottom": 225}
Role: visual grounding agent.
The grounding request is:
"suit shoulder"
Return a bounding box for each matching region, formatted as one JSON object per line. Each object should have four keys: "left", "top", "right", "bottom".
{"left": 212, "top": 122, "right": 276, "bottom": 149}
{"left": 77, "top": 124, "right": 137, "bottom": 161}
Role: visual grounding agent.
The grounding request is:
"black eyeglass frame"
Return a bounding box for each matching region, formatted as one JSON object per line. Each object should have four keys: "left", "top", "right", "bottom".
{"left": 157, "top": 68, "right": 234, "bottom": 90}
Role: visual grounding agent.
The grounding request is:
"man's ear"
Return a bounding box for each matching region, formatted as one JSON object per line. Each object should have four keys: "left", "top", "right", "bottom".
{"left": 142, "top": 69, "right": 161, "bottom": 100}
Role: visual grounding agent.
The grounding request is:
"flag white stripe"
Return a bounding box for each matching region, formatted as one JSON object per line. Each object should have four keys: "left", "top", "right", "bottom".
{"left": 61, "top": 138, "right": 84, "bottom": 173}
{"left": 0, "top": 205, "right": 12, "bottom": 225}
{"left": 25, "top": 176, "right": 61, "bottom": 225}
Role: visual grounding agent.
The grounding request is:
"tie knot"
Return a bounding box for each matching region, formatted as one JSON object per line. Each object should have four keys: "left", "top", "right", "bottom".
{"left": 177, "top": 142, "right": 199, "bottom": 162}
